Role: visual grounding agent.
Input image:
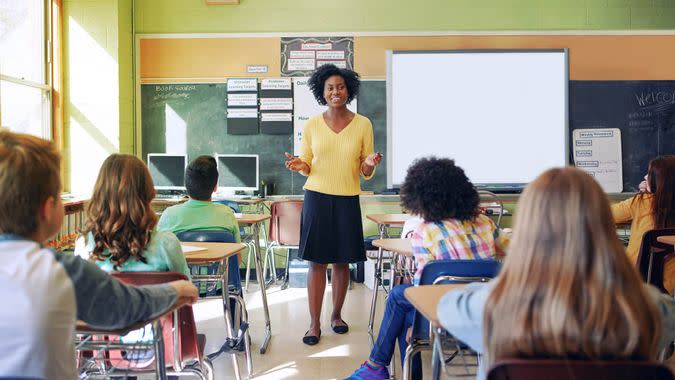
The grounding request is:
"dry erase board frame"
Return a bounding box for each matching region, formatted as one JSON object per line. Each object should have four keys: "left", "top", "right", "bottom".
{"left": 386, "top": 49, "right": 569, "bottom": 191}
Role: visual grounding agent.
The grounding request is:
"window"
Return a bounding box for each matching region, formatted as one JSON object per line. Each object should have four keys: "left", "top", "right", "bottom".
{"left": 0, "top": 0, "right": 51, "bottom": 138}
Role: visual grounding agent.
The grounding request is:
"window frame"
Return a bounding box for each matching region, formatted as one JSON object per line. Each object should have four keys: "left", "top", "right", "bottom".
{"left": 0, "top": 0, "right": 54, "bottom": 140}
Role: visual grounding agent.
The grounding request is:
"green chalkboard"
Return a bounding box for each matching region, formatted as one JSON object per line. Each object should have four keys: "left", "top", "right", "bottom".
{"left": 358, "top": 80, "right": 387, "bottom": 193}
{"left": 141, "top": 83, "right": 300, "bottom": 194}
{"left": 141, "top": 81, "right": 388, "bottom": 195}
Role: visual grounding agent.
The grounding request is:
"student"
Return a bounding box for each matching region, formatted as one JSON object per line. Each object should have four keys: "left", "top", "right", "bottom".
{"left": 157, "top": 155, "right": 242, "bottom": 290}
{"left": 0, "top": 130, "right": 198, "bottom": 379}
{"left": 347, "top": 157, "right": 509, "bottom": 380}
{"left": 612, "top": 155, "right": 675, "bottom": 291}
{"left": 75, "top": 154, "right": 190, "bottom": 279}
{"left": 438, "top": 167, "right": 675, "bottom": 380}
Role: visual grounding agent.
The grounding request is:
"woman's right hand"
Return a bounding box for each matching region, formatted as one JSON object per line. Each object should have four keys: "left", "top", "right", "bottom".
{"left": 169, "top": 280, "right": 199, "bottom": 307}
{"left": 638, "top": 180, "right": 649, "bottom": 193}
{"left": 285, "top": 152, "right": 308, "bottom": 174}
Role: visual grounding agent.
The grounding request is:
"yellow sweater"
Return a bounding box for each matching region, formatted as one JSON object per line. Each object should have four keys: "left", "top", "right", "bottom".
{"left": 299, "top": 113, "right": 375, "bottom": 196}
{"left": 612, "top": 194, "right": 654, "bottom": 264}
{"left": 612, "top": 194, "right": 675, "bottom": 293}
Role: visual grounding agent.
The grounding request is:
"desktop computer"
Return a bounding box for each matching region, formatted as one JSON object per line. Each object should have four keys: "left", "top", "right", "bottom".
{"left": 147, "top": 153, "right": 187, "bottom": 198}
{"left": 216, "top": 154, "right": 259, "bottom": 196}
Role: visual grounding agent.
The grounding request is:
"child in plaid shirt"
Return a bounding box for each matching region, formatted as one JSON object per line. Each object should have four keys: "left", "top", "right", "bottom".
{"left": 347, "top": 156, "right": 509, "bottom": 380}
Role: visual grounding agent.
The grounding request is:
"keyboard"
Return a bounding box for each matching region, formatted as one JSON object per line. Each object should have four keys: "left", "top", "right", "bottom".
{"left": 214, "top": 194, "right": 252, "bottom": 200}
{"left": 155, "top": 194, "right": 186, "bottom": 200}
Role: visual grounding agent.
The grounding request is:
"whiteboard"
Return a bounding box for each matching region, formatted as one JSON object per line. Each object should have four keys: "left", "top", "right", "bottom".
{"left": 387, "top": 50, "right": 568, "bottom": 189}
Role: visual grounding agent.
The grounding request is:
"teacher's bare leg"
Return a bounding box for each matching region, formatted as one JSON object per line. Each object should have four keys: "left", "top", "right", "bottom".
{"left": 330, "top": 263, "right": 350, "bottom": 329}
{"left": 307, "top": 262, "right": 328, "bottom": 336}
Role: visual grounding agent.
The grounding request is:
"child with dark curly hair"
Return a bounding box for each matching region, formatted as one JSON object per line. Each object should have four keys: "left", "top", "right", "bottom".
{"left": 346, "top": 156, "right": 509, "bottom": 380}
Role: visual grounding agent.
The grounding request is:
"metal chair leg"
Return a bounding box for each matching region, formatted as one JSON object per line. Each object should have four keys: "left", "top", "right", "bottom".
{"left": 244, "top": 242, "right": 253, "bottom": 291}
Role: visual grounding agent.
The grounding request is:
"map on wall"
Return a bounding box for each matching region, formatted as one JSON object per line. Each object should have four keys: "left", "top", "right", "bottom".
{"left": 281, "top": 36, "right": 354, "bottom": 77}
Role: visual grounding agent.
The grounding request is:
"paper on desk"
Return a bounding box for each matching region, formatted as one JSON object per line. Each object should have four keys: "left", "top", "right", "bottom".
{"left": 181, "top": 245, "right": 207, "bottom": 253}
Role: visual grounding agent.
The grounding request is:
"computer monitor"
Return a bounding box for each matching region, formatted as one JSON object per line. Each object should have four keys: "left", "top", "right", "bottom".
{"left": 147, "top": 153, "right": 187, "bottom": 191}
{"left": 216, "top": 154, "right": 259, "bottom": 193}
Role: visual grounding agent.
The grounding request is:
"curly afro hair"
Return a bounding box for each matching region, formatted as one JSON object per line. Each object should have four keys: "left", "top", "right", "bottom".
{"left": 400, "top": 157, "right": 479, "bottom": 223}
{"left": 308, "top": 64, "right": 360, "bottom": 106}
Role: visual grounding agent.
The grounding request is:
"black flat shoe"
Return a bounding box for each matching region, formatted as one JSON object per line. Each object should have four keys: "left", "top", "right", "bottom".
{"left": 331, "top": 320, "right": 349, "bottom": 334}
{"left": 302, "top": 329, "right": 321, "bottom": 345}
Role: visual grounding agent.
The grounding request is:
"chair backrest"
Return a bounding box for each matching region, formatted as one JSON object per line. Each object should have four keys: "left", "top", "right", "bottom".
{"left": 268, "top": 200, "right": 303, "bottom": 246}
{"left": 175, "top": 229, "right": 236, "bottom": 243}
{"left": 212, "top": 199, "right": 241, "bottom": 213}
{"left": 111, "top": 272, "right": 201, "bottom": 370}
{"left": 487, "top": 358, "right": 674, "bottom": 380}
{"left": 635, "top": 228, "right": 675, "bottom": 294}
{"left": 412, "top": 259, "right": 501, "bottom": 340}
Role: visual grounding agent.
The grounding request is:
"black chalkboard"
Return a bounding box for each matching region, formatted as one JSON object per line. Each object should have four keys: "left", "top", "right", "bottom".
{"left": 570, "top": 81, "right": 675, "bottom": 192}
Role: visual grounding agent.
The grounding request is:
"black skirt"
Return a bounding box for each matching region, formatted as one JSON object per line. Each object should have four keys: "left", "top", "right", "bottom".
{"left": 298, "top": 189, "right": 366, "bottom": 264}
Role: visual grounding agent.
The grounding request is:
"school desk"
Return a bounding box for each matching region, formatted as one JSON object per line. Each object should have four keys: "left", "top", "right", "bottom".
{"left": 182, "top": 241, "right": 247, "bottom": 378}
{"left": 365, "top": 213, "right": 412, "bottom": 346}
{"left": 404, "top": 284, "right": 467, "bottom": 380}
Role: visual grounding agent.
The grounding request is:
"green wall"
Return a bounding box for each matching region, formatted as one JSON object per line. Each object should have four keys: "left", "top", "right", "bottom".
{"left": 135, "top": 0, "right": 675, "bottom": 34}
{"left": 63, "top": 0, "right": 675, "bottom": 192}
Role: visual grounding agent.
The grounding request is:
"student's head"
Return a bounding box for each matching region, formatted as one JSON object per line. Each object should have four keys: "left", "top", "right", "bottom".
{"left": 85, "top": 154, "right": 157, "bottom": 267}
{"left": 484, "top": 167, "right": 660, "bottom": 365}
{"left": 0, "top": 130, "right": 63, "bottom": 242}
{"left": 399, "top": 156, "right": 478, "bottom": 223}
{"left": 308, "top": 64, "right": 360, "bottom": 107}
{"left": 645, "top": 155, "right": 675, "bottom": 228}
{"left": 185, "top": 155, "right": 218, "bottom": 201}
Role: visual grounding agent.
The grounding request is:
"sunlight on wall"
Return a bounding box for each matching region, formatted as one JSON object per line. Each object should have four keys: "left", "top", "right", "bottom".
{"left": 165, "top": 104, "right": 187, "bottom": 154}
{"left": 67, "top": 16, "right": 118, "bottom": 195}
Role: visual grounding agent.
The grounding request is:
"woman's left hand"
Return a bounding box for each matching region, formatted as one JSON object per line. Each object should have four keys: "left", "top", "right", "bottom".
{"left": 364, "top": 152, "right": 383, "bottom": 168}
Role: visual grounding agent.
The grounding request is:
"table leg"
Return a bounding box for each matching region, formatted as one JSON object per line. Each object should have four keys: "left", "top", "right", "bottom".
{"left": 152, "top": 319, "right": 167, "bottom": 380}
{"left": 253, "top": 222, "right": 273, "bottom": 354}
{"left": 221, "top": 258, "right": 241, "bottom": 380}
{"left": 367, "top": 223, "right": 387, "bottom": 346}
{"left": 431, "top": 328, "right": 442, "bottom": 380}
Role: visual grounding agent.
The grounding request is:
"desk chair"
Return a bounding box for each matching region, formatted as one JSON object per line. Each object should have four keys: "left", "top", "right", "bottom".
{"left": 636, "top": 228, "right": 675, "bottom": 294}
{"left": 267, "top": 200, "right": 303, "bottom": 289}
{"left": 403, "top": 259, "right": 501, "bottom": 380}
{"left": 212, "top": 200, "right": 261, "bottom": 291}
{"left": 78, "top": 272, "right": 213, "bottom": 380}
{"left": 478, "top": 190, "right": 504, "bottom": 228}
{"left": 175, "top": 230, "right": 252, "bottom": 375}
{"left": 487, "top": 358, "right": 674, "bottom": 380}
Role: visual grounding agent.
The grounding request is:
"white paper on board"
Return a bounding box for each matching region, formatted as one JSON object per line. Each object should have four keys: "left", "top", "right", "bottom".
{"left": 290, "top": 50, "right": 316, "bottom": 59}
{"left": 317, "top": 60, "right": 347, "bottom": 69}
{"left": 301, "top": 42, "right": 332, "bottom": 50}
{"left": 227, "top": 108, "right": 258, "bottom": 119}
{"left": 261, "top": 112, "right": 292, "bottom": 122}
{"left": 288, "top": 58, "right": 316, "bottom": 71}
{"left": 261, "top": 78, "right": 292, "bottom": 91}
{"left": 572, "top": 128, "right": 623, "bottom": 193}
{"left": 227, "top": 93, "right": 258, "bottom": 106}
{"left": 260, "top": 98, "right": 293, "bottom": 111}
{"left": 316, "top": 50, "right": 345, "bottom": 60}
{"left": 227, "top": 78, "right": 257, "bottom": 92}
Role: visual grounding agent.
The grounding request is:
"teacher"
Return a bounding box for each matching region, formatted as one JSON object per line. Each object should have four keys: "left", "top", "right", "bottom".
{"left": 285, "top": 64, "right": 382, "bottom": 345}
